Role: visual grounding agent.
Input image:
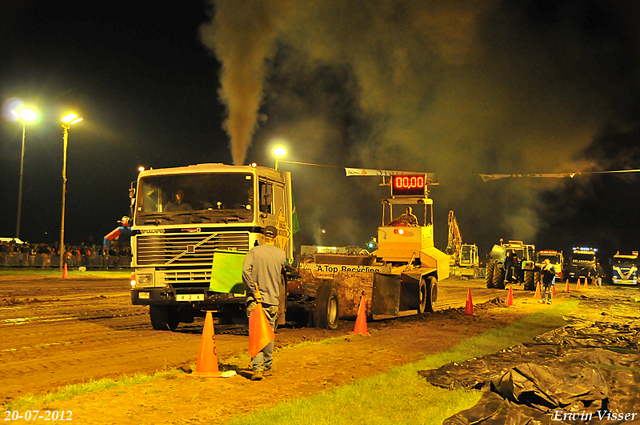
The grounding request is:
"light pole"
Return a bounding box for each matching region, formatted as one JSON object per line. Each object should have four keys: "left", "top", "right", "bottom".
{"left": 59, "top": 113, "right": 83, "bottom": 272}
{"left": 11, "top": 108, "right": 37, "bottom": 239}
{"left": 273, "top": 146, "right": 287, "bottom": 171}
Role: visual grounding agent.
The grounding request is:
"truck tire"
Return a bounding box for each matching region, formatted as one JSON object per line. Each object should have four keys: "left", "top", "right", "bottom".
{"left": 534, "top": 272, "right": 541, "bottom": 289}
{"left": 150, "top": 305, "right": 179, "bottom": 331}
{"left": 493, "top": 266, "right": 505, "bottom": 289}
{"left": 425, "top": 276, "right": 437, "bottom": 313}
{"left": 313, "top": 285, "right": 339, "bottom": 330}
{"left": 485, "top": 262, "right": 495, "bottom": 288}
{"left": 524, "top": 271, "right": 535, "bottom": 291}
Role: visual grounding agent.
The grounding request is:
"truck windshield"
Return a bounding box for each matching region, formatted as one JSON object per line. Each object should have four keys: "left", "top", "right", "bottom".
{"left": 538, "top": 254, "right": 560, "bottom": 264}
{"left": 135, "top": 173, "right": 254, "bottom": 225}
{"left": 613, "top": 258, "right": 636, "bottom": 267}
{"left": 572, "top": 253, "right": 595, "bottom": 262}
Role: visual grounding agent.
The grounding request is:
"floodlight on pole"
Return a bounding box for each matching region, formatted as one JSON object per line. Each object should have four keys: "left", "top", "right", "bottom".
{"left": 273, "top": 146, "right": 287, "bottom": 171}
{"left": 59, "top": 113, "right": 83, "bottom": 272}
{"left": 11, "top": 108, "right": 38, "bottom": 239}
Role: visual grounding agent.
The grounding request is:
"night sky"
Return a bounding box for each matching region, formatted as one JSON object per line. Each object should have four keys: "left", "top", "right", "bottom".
{"left": 1, "top": 0, "right": 640, "bottom": 264}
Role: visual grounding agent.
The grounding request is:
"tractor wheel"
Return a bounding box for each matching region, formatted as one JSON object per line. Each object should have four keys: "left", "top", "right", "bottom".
{"left": 425, "top": 276, "right": 438, "bottom": 312}
{"left": 313, "top": 285, "right": 340, "bottom": 330}
{"left": 150, "top": 305, "right": 179, "bottom": 331}
{"left": 485, "top": 262, "right": 495, "bottom": 288}
{"left": 524, "top": 271, "right": 535, "bottom": 291}
{"left": 493, "top": 266, "right": 506, "bottom": 289}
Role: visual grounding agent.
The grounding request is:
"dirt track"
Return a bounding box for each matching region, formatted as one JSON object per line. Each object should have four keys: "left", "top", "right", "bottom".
{"left": 0, "top": 274, "right": 531, "bottom": 404}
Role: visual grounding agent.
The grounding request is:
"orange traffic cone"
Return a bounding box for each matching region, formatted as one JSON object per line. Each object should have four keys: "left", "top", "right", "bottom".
{"left": 190, "top": 311, "right": 222, "bottom": 378}
{"left": 249, "top": 302, "right": 276, "bottom": 358}
{"left": 565, "top": 279, "right": 570, "bottom": 292}
{"left": 584, "top": 277, "right": 588, "bottom": 289}
{"left": 506, "top": 285, "right": 514, "bottom": 306}
{"left": 534, "top": 283, "right": 541, "bottom": 300}
{"left": 464, "top": 288, "right": 474, "bottom": 315}
{"left": 62, "top": 263, "right": 69, "bottom": 279}
{"left": 576, "top": 279, "right": 581, "bottom": 290}
{"left": 552, "top": 284, "right": 556, "bottom": 296}
{"left": 350, "top": 294, "right": 369, "bottom": 335}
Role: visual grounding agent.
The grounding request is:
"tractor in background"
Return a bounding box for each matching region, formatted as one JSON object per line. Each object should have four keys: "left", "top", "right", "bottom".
{"left": 485, "top": 240, "right": 536, "bottom": 290}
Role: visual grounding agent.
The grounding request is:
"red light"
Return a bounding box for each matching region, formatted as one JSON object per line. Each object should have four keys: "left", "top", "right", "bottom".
{"left": 394, "top": 229, "right": 404, "bottom": 235}
{"left": 394, "top": 175, "right": 425, "bottom": 189}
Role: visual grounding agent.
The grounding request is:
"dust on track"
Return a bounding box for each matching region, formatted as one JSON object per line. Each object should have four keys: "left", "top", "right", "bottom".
{"left": 0, "top": 274, "right": 551, "bottom": 405}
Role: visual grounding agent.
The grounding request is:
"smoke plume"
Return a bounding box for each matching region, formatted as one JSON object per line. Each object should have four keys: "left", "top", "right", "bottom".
{"left": 202, "top": 0, "right": 638, "bottom": 251}
{"left": 200, "top": 0, "right": 290, "bottom": 165}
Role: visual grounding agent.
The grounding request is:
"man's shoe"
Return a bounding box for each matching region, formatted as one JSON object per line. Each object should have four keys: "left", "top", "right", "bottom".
{"left": 251, "top": 370, "right": 263, "bottom": 381}
{"left": 263, "top": 368, "right": 273, "bottom": 377}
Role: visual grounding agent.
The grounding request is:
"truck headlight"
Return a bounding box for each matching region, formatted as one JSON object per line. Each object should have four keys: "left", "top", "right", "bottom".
{"left": 136, "top": 273, "right": 153, "bottom": 287}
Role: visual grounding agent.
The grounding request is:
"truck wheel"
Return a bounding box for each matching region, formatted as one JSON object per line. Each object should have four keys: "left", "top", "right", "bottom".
{"left": 493, "top": 266, "right": 505, "bottom": 289}
{"left": 417, "top": 276, "right": 429, "bottom": 314}
{"left": 425, "top": 276, "right": 437, "bottom": 313}
{"left": 150, "top": 305, "right": 179, "bottom": 331}
{"left": 313, "top": 285, "right": 339, "bottom": 330}
{"left": 485, "top": 263, "right": 495, "bottom": 288}
{"left": 534, "top": 272, "right": 541, "bottom": 288}
{"left": 524, "top": 271, "right": 535, "bottom": 291}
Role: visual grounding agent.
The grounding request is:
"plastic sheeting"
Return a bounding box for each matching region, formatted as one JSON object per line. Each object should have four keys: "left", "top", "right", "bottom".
{"left": 419, "top": 292, "right": 640, "bottom": 424}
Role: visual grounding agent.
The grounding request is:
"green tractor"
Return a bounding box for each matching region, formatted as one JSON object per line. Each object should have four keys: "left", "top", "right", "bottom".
{"left": 485, "top": 240, "right": 537, "bottom": 290}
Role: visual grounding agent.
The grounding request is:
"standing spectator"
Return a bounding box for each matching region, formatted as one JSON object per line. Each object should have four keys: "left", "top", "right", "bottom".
{"left": 595, "top": 261, "right": 605, "bottom": 288}
{"left": 242, "top": 226, "right": 286, "bottom": 381}
{"left": 540, "top": 259, "right": 556, "bottom": 305}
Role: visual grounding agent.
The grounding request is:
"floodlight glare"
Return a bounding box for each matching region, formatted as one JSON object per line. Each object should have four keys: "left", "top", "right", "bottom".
{"left": 273, "top": 146, "right": 287, "bottom": 157}
{"left": 61, "top": 113, "right": 83, "bottom": 125}
{"left": 21, "top": 109, "right": 37, "bottom": 122}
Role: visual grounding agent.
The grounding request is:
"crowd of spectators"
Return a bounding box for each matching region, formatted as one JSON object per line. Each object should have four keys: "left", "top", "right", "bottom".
{"left": 0, "top": 239, "right": 132, "bottom": 269}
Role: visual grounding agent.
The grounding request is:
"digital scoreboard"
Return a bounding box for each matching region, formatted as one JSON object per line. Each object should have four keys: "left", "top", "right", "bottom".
{"left": 391, "top": 174, "right": 426, "bottom": 197}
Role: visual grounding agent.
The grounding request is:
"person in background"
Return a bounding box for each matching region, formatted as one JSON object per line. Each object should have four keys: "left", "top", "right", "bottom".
{"left": 595, "top": 261, "right": 605, "bottom": 288}
{"left": 388, "top": 206, "right": 419, "bottom": 227}
{"left": 165, "top": 189, "right": 192, "bottom": 211}
{"left": 540, "top": 258, "right": 556, "bottom": 305}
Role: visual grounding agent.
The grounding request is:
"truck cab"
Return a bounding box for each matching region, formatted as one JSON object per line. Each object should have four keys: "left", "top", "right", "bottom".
{"left": 611, "top": 251, "right": 638, "bottom": 285}
{"left": 566, "top": 247, "right": 597, "bottom": 282}
{"left": 129, "top": 163, "right": 294, "bottom": 330}
{"left": 536, "top": 250, "right": 564, "bottom": 280}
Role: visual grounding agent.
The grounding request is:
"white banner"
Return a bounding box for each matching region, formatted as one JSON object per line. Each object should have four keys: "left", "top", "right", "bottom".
{"left": 480, "top": 173, "right": 577, "bottom": 182}
{"left": 346, "top": 167, "right": 435, "bottom": 180}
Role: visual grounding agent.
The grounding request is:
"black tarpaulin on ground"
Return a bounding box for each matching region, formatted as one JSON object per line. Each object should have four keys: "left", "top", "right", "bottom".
{"left": 419, "top": 292, "right": 640, "bottom": 424}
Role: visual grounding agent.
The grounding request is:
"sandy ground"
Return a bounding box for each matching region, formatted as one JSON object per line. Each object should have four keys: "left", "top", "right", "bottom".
{"left": 0, "top": 274, "right": 619, "bottom": 424}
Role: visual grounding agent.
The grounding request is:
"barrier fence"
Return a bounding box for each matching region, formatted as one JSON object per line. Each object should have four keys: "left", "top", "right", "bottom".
{"left": 0, "top": 253, "right": 132, "bottom": 269}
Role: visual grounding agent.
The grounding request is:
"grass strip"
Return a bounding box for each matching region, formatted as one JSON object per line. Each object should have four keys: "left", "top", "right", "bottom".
{"left": 2, "top": 336, "right": 349, "bottom": 411}
{"left": 4, "top": 370, "right": 182, "bottom": 411}
{"left": 228, "top": 300, "right": 579, "bottom": 425}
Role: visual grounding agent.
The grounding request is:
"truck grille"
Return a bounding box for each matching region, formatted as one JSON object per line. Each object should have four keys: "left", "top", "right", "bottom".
{"left": 136, "top": 231, "right": 250, "bottom": 266}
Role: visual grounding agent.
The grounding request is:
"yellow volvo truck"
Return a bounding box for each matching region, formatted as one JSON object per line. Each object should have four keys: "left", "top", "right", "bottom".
{"left": 129, "top": 164, "right": 449, "bottom": 331}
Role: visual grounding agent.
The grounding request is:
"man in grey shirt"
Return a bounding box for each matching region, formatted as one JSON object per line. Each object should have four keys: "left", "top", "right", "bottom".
{"left": 242, "top": 225, "right": 286, "bottom": 381}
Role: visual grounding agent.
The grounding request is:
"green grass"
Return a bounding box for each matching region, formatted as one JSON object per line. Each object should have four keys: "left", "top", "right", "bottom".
{"left": 228, "top": 300, "right": 579, "bottom": 425}
{"left": 0, "top": 269, "right": 131, "bottom": 278}
{"left": 4, "top": 370, "right": 181, "bottom": 411}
